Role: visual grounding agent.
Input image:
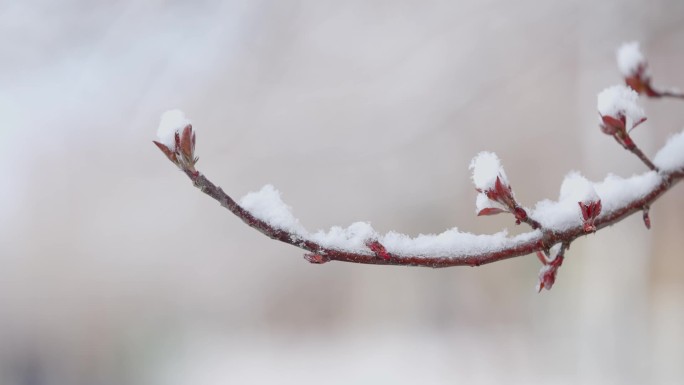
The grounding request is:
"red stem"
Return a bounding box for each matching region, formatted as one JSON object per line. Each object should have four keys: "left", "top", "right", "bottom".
{"left": 626, "top": 143, "right": 658, "bottom": 171}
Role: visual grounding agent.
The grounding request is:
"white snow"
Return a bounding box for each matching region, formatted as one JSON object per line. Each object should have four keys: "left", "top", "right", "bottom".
{"left": 530, "top": 172, "right": 597, "bottom": 231}
{"left": 531, "top": 198, "right": 583, "bottom": 231}
{"left": 597, "top": 85, "right": 645, "bottom": 131}
{"left": 238, "top": 184, "right": 544, "bottom": 258}
{"left": 238, "top": 185, "right": 307, "bottom": 237}
{"left": 593, "top": 171, "right": 661, "bottom": 214}
{"left": 469, "top": 152, "right": 508, "bottom": 191}
{"left": 238, "top": 168, "right": 664, "bottom": 258}
{"left": 380, "top": 228, "right": 542, "bottom": 258}
{"left": 157, "top": 109, "right": 192, "bottom": 149}
{"left": 530, "top": 171, "right": 661, "bottom": 231}
{"left": 617, "top": 41, "right": 647, "bottom": 77}
{"left": 309, "top": 222, "right": 378, "bottom": 253}
{"left": 654, "top": 129, "right": 684, "bottom": 173}
{"left": 559, "top": 171, "right": 599, "bottom": 204}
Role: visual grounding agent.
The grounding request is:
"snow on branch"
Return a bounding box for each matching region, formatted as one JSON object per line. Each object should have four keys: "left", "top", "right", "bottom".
{"left": 238, "top": 184, "right": 308, "bottom": 237}
{"left": 469, "top": 152, "right": 539, "bottom": 228}
{"left": 530, "top": 172, "right": 601, "bottom": 232}
{"left": 233, "top": 182, "right": 542, "bottom": 259}
{"left": 654, "top": 129, "right": 684, "bottom": 174}
{"left": 154, "top": 43, "right": 684, "bottom": 292}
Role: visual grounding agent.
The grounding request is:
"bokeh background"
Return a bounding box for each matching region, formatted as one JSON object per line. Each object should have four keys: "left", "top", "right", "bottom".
{"left": 2, "top": 0, "right": 684, "bottom": 384}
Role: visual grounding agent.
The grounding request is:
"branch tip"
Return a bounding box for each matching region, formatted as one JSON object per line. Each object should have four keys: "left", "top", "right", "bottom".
{"left": 642, "top": 206, "right": 651, "bottom": 229}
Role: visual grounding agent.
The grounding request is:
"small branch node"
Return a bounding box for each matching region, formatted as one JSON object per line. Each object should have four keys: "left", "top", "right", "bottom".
{"left": 304, "top": 253, "right": 330, "bottom": 264}
{"left": 366, "top": 240, "right": 391, "bottom": 261}
{"left": 642, "top": 206, "right": 651, "bottom": 229}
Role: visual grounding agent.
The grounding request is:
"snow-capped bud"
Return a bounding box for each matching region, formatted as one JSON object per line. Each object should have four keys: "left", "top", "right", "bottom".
{"left": 579, "top": 200, "right": 602, "bottom": 233}
{"left": 470, "top": 152, "right": 529, "bottom": 222}
{"left": 153, "top": 110, "right": 198, "bottom": 172}
{"left": 470, "top": 152, "right": 509, "bottom": 191}
{"left": 597, "top": 85, "right": 647, "bottom": 148}
{"left": 557, "top": 171, "right": 602, "bottom": 232}
{"left": 482, "top": 176, "right": 516, "bottom": 210}
{"left": 617, "top": 42, "right": 658, "bottom": 97}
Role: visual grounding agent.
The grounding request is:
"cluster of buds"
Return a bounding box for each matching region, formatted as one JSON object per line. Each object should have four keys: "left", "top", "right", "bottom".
{"left": 153, "top": 110, "right": 198, "bottom": 173}
{"left": 597, "top": 85, "right": 647, "bottom": 149}
{"left": 536, "top": 244, "right": 566, "bottom": 292}
{"left": 476, "top": 176, "right": 530, "bottom": 225}
{"left": 617, "top": 42, "right": 660, "bottom": 97}
{"left": 469, "top": 152, "right": 532, "bottom": 226}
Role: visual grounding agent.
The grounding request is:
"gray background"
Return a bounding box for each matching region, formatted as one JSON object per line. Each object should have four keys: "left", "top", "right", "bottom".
{"left": 2, "top": 0, "right": 684, "bottom": 384}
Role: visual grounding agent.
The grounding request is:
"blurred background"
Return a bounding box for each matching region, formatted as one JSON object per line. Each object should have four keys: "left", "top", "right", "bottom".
{"left": 2, "top": 0, "right": 684, "bottom": 384}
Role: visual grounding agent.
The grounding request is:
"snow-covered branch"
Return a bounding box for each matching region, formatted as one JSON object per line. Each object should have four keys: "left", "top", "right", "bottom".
{"left": 154, "top": 42, "right": 684, "bottom": 291}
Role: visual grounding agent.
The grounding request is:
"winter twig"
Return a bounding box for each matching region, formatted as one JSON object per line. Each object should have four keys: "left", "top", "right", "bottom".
{"left": 154, "top": 43, "right": 684, "bottom": 290}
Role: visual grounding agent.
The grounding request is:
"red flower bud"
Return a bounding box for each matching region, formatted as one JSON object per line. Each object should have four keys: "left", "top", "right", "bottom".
{"left": 154, "top": 123, "right": 198, "bottom": 171}
{"left": 597, "top": 85, "right": 647, "bottom": 149}
{"left": 579, "top": 200, "right": 602, "bottom": 233}
{"left": 536, "top": 247, "right": 565, "bottom": 292}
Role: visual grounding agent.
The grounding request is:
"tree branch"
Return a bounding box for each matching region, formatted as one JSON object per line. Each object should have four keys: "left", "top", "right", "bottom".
{"left": 179, "top": 166, "right": 681, "bottom": 268}
{"left": 154, "top": 42, "right": 684, "bottom": 290}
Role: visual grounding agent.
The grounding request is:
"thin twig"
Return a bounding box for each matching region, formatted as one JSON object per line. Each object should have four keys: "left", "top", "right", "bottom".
{"left": 626, "top": 144, "right": 658, "bottom": 171}
{"left": 657, "top": 89, "right": 684, "bottom": 99}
